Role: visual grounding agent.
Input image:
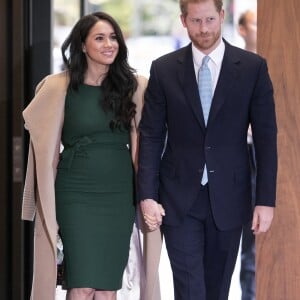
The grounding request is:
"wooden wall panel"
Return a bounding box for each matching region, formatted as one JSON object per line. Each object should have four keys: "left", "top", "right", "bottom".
{"left": 256, "top": 1, "right": 300, "bottom": 299}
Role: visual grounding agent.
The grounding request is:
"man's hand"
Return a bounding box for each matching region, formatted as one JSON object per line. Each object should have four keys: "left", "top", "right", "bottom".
{"left": 140, "top": 199, "right": 165, "bottom": 231}
{"left": 252, "top": 205, "right": 274, "bottom": 235}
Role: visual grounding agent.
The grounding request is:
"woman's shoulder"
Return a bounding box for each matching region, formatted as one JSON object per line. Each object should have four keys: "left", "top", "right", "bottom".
{"left": 131, "top": 74, "right": 148, "bottom": 109}
{"left": 35, "top": 71, "right": 69, "bottom": 93}
{"left": 23, "top": 71, "right": 69, "bottom": 127}
{"left": 135, "top": 74, "right": 148, "bottom": 91}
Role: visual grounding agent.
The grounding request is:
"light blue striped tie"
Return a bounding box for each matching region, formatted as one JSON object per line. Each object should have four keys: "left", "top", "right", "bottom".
{"left": 198, "top": 56, "right": 212, "bottom": 185}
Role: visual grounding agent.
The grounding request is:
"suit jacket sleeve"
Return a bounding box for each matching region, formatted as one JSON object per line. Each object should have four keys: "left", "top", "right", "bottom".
{"left": 137, "top": 62, "right": 167, "bottom": 202}
{"left": 251, "top": 58, "right": 277, "bottom": 206}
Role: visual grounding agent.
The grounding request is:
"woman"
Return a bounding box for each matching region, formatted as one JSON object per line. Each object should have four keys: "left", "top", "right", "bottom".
{"left": 22, "top": 12, "right": 147, "bottom": 300}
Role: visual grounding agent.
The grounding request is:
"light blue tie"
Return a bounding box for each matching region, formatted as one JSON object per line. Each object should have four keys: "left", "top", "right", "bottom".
{"left": 198, "top": 56, "right": 212, "bottom": 185}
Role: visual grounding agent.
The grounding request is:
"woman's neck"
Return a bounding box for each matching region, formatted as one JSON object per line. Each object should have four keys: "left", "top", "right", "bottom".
{"left": 84, "top": 66, "right": 109, "bottom": 86}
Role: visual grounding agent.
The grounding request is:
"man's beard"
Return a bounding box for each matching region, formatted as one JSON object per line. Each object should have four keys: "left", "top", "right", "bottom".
{"left": 189, "top": 29, "right": 221, "bottom": 52}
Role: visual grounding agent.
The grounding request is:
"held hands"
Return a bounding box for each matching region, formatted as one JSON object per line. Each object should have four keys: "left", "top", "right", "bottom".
{"left": 252, "top": 205, "right": 274, "bottom": 235}
{"left": 140, "top": 199, "right": 165, "bottom": 231}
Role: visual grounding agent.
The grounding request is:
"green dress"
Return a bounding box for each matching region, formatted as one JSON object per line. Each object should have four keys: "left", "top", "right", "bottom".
{"left": 55, "top": 84, "right": 135, "bottom": 290}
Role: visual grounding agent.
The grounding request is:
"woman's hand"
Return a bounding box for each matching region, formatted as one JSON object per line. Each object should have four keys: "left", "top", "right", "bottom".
{"left": 140, "top": 199, "right": 165, "bottom": 231}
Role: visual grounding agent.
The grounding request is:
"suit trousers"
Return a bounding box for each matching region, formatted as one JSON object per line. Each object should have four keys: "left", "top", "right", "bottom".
{"left": 240, "top": 142, "right": 256, "bottom": 300}
{"left": 162, "top": 185, "right": 242, "bottom": 300}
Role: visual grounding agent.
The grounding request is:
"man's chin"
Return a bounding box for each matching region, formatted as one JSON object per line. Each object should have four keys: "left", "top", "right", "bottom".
{"left": 194, "top": 36, "right": 221, "bottom": 53}
{"left": 194, "top": 41, "right": 213, "bottom": 52}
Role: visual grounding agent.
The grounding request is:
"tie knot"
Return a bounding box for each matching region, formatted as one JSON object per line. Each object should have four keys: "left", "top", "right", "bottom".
{"left": 202, "top": 56, "right": 210, "bottom": 67}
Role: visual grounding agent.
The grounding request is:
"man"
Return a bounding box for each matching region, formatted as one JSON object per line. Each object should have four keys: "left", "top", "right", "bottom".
{"left": 238, "top": 10, "right": 257, "bottom": 53}
{"left": 137, "top": 0, "right": 277, "bottom": 299}
{"left": 238, "top": 9, "right": 258, "bottom": 300}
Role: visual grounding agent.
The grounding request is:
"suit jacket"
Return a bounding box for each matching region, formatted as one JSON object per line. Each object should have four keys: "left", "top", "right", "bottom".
{"left": 22, "top": 72, "right": 160, "bottom": 300}
{"left": 138, "top": 40, "right": 277, "bottom": 230}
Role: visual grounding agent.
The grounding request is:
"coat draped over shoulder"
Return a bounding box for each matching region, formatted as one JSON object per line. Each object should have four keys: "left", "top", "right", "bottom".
{"left": 22, "top": 72, "right": 69, "bottom": 300}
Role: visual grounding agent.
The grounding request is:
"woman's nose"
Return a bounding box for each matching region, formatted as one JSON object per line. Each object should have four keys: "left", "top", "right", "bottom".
{"left": 104, "top": 38, "right": 112, "bottom": 47}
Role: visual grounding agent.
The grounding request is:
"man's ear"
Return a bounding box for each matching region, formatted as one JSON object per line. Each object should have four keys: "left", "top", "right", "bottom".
{"left": 238, "top": 25, "right": 246, "bottom": 38}
{"left": 180, "top": 14, "right": 187, "bottom": 28}
{"left": 220, "top": 9, "right": 225, "bottom": 24}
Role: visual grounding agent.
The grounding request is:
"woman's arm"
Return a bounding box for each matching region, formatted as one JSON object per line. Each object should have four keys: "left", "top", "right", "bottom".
{"left": 130, "top": 75, "right": 148, "bottom": 172}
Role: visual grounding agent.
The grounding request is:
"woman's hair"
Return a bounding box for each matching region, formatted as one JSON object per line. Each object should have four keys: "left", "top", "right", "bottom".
{"left": 180, "top": 0, "right": 223, "bottom": 16}
{"left": 61, "top": 11, "right": 137, "bottom": 130}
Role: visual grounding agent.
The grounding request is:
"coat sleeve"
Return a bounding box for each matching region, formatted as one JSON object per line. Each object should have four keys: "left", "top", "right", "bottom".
{"left": 22, "top": 139, "right": 37, "bottom": 221}
{"left": 21, "top": 77, "right": 48, "bottom": 221}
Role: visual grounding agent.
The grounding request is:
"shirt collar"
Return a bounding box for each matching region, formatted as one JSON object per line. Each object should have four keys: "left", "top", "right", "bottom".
{"left": 192, "top": 39, "right": 225, "bottom": 67}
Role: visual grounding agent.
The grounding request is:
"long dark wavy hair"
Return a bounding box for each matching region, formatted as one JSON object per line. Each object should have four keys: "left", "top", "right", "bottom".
{"left": 61, "top": 12, "right": 137, "bottom": 130}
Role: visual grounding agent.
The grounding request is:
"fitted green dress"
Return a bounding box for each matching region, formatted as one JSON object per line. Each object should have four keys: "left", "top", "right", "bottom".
{"left": 55, "top": 84, "right": 135, "bottom": 290}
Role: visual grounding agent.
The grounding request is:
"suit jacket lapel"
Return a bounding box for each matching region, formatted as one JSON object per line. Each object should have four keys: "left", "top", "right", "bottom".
{"left": 208, "top": 42, "right": 240, "bottom": 126}
{"left": 178, "top": 44, "right": 206, "bottom": 131}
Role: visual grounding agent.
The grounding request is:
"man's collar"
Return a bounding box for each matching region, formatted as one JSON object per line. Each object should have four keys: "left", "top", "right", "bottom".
{"left": 192, "top": 39, "right": 225, "bottom": 67}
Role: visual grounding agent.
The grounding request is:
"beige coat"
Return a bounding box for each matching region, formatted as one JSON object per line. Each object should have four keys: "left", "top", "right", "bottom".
{"left": 22, "top": 72, "right": 162, "bottom": 300}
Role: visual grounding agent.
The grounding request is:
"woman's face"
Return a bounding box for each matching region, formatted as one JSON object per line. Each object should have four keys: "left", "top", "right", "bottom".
{"left": 82, "top": 20, "right": 119, "bottom": 68}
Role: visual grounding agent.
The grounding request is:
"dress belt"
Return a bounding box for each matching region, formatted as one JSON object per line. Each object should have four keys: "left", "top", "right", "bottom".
{"left": 62, "top": 134, "right": 129, "bottom": 170}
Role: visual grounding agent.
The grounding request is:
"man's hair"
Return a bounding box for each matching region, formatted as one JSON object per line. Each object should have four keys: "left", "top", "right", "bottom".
{"left": 238, "top": 10, "right": 252, "bottom": 27}
{"left": 180, "top": 0, "right": 223, "bottom": 16}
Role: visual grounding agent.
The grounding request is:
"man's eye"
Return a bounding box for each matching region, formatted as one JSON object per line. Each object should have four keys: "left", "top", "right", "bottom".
{"left": 190, "top": 18, "right": 201, "bottom": 24}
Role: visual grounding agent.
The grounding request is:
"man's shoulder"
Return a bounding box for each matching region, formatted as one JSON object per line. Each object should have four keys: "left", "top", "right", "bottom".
{"left": 153, "top": 44, "right": 190, "bottom": 64}
{"left": 225, "top": 40, "right": 265, "bottom": 63}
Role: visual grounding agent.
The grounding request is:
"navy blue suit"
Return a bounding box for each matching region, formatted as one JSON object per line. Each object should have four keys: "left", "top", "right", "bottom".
{"left": 138, "top": 40, "right": 277, "bottom": 299}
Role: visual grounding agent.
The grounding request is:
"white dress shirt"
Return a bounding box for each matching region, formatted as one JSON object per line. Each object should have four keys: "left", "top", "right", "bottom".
{"left": 192, "top": 40, "right": 225, "bottom": 95}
